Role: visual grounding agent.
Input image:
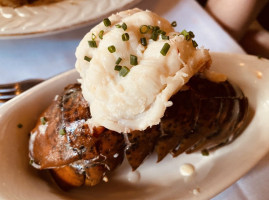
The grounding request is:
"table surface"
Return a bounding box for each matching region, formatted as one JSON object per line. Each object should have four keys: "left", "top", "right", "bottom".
{"left": 0, "top": 0, "right": 268, "bottom": 199}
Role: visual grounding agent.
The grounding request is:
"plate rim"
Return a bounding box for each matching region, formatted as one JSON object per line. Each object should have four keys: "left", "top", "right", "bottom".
{"left": 0, "top": 52, "right": 269, "bottom": 200}
{"left": 0, "top": 0, "right": 142, "bottom": 39}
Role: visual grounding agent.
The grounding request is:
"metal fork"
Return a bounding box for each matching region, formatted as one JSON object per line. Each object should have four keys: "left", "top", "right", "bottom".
{"left": 0, "top": 79, "right": 44, "bottom": 104}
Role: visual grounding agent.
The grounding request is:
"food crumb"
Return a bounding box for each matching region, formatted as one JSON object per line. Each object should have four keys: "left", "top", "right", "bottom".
{"left": 180, "top": 163, "right": 195, "bottom": 176}
{"left": 256, "top": 71, "right": 263, "bottom": 79}
{"left": 193, "top": 188, "right": 200, "bottom": 195}
{"left": 103, "top": 176, "right": 109, "bottom": 182}
{"left": 201, "top": 149, "right": 209, "bottom": 156}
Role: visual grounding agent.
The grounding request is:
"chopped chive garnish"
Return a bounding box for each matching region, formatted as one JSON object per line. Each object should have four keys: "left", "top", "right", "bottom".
{"left": 103, "top": 18, "right": 111, "bottom": 27}
{"left": 115, "top": 57, "right": 122, "bottom": 64}
{"left": 189, "top": 31, "right": 195, "bottom": 38}
{"left": 153, "top": 26, "right": 160, "bottom": 31}
{"left": 29, "top": 159, "right": 34, "bottom": 165}
{"left": 115, "top": 24, "right": 122, "bottom": 28}
{"left": 17, "top": 123, "right": 23, "bottom": 128}
{"left": 99, "top": 30, "right": 104, "bottom": 39}
{"left": 157, "top": 30, "right": 166, "bottom": 35}
{"left": 59, "top": 128, "right": 66, "bottom": 135}
{"left": 84, "top": 56, "right": 92, "bottom": 62}
{"left": 114, "top": 65, "right": 122, "bottom": 71}
{"left": 160, "top": 43, "right": 170, "bottom": 56}
{"left": 140, "top": 25, "right": 149, "bottom": 34}
{"left": 122, "top": 33, "right": 129, "bottom": 41}
{"left": 180, "top": 29, "right": 195, "bottom": 41}
{"left": 140, "top": 37, "right": 147, "bottom": 46}
{"left": 161, "top": 35, "right": 169, "bottom": 40}
{"left": 92, "top": 33, "right": 96, "bottom": 40}
{"left": 201, "top": 149, "right": 209, "bottom": 156}
{"left": 119, "top": 66, "right": 130, "bottom": 77}
{"left": 88, "top": 40, "right": 97, "bottom": 48}
{"left": 122, "top": 23, "right": 127, "bottom": 31}
{"left": 181, "top": 29, "right": 188, "bottom": 37}
{"left": 108, "top": 45, "right": 116, "bottom": 53}
{"left": 148, "top": 25, "right": 154, "bottom": 30}
{"left": 180, "top": 30, "right": 197, "bottom": 45}
{"left": 171, "top": 21, "right": 177, "bottom": 27}
{"left": 151, "top": 31, "right": 159, "bottom": 41}
{"left": 192, "top": 40, "right": 198, "bottom": 48}
{"left": 40, "top": 117, "right": 47, "bottom": 125}
{"left": 186, "top": 35, "right": 191, "bottom": 41}
{"left": 130, "top": 54, "right": 138, "bottom": 65}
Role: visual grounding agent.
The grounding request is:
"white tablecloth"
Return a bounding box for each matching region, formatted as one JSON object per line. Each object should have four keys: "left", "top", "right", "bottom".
{"left": 0, "top": 0, "right": 268, "bottom": 199}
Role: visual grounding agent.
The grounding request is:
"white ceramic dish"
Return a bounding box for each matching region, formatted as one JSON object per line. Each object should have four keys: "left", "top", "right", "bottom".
{"left": 0, "top": 0, "right": 141, "bottom": 39}
{"left": 0, "top": 52, "right": 269, "bottom": 200}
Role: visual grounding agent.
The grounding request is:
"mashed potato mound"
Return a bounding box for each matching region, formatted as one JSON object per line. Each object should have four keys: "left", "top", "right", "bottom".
{"left": 75, "top": 8, "right": 211, "bottom": 133}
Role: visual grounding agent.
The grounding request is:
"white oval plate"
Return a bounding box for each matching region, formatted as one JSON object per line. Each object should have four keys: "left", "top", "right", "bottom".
{"left": 0, "top": 52, "right": 269, "bottom": 200}
{"left": 0, "top": 0, "right": 141, "bottom": 39}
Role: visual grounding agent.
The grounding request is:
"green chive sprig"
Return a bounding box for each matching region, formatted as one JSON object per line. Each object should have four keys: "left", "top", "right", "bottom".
{"left": 103, "top": 18, "right": 111, "bottom": 27}
{"left": 130, "top": 54, "right": 138, "bottom": 65}
{"left": 140, "top": 37, "right": 147, "bottom": 46}
{"left": 153, "top": 26, "right": 160, "bottom": 31}
{"left": 59, "top": 128, "right": 66, "bottom": 135}
{"left": 40, "top": 117, "right": 47, "bottom": 125}
{"left": 201, "top": 149, "right": 209, "bottom": 156}
{"left": 108, "top": 45, "right": 116, "bottom": 53}
{"left": 161, "top": 35, "right": 169, "bottom": 40}
{"left": 115, "top": 24, "right": 122, "bottom": 28}
{"left": 192, "top": 40, "right": 198, "bottom": 48}
{"left": 122, "top": 33, "right": 129, "bottom": 41}
{"left": 84, "top": 56, "right": 92, "bottom": 62}
{"left": 119, "top": 66, "right": 130, "bottom": 77}
{"left": 180, "top": 30, "right": 198, "bottom": 47}
{"left": 92, "top": 33, "right": 96, "bottom": 40}
{"left": 88, "top": 40, "right": 97, "bottom": 48}
{"left": 151, "top": 31, "right": 159, "bottom": 41}
{"left": 140, "top": 25, "right": 149, "bottom": 34}
{"left": 171, "top": 21, "right": 177, "bottom": 27}
{"left": 99, "top": 30, "right": 104, "bottom": 39}
{"left": 157, "top": 30, "right": 166, "bottom": 35}
{"left": 160, "top": 43, "right": 170, "bottom": 56}
{"left": 114, "top": 65, "right": 122, "bottom": 71}
{"left": 122, "top": 23, "right": 127, "bottom": 31}
{"left": 116, "top": 23, "right": 127, "bottom": 30}
{"left": 180, "top": 30, "right": 195, "bottom": 41}
{"left": 115, "top": 57, "right": 122, "bottom": 64}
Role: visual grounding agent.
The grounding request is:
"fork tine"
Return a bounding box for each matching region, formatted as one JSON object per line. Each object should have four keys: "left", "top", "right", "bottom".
{"left": 0, "top": 79, "right": 44, "bottom": 105}
{"left": 0, "top": 88, "right": 17, "bottom": 93}
{"left": 0, "top": 94, "right": 16, "bottom": 102}
{"left": 0, "top": 83, "right": 16, "bottom": 90}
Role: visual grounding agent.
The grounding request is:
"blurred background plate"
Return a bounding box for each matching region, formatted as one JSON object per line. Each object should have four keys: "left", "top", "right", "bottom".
{"left": 0, "top": 0, "right": 142, "bottom": 39}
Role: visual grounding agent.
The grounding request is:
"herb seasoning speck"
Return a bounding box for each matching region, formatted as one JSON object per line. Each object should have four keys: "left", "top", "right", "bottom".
{"left": 59, "top": 128, "right": 66, "bottom": 135}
